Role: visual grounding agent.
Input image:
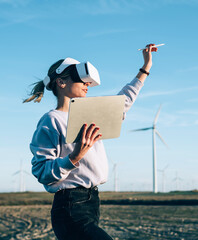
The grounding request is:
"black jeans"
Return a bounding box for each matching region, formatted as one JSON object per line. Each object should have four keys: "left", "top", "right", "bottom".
{"left": 51, "top": 186, "right": 113, "bottom": 240}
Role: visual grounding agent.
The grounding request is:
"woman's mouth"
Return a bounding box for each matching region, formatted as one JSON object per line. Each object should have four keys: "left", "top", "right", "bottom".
{"left": 83, "top": 89, "right": 88, "bottom": 93}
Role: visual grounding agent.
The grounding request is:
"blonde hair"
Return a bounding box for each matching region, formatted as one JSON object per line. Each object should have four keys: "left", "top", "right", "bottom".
{"left": 23, "top": 80, "right": 45, "bottom": 103}
{"left": 23, "top": 59, "right": 71, "bottom": 103}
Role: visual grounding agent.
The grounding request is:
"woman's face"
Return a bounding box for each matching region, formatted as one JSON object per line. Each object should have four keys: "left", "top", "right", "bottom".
{"left": 63, "top": 78, "right": 91, "bottom": 98}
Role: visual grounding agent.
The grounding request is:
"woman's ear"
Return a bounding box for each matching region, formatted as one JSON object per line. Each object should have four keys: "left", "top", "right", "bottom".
{"left": 56, "top": 78, "right": 66, "bottom": 89}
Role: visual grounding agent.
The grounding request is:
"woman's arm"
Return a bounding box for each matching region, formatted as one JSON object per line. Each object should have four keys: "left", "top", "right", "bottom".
{"left": 66, "top": 45, "right": 158, "bottom": 164}
{"left": 30, "top": 126, "right": 77, "bottom": 185}
{"left": 31, "top": 119, "right": 101, "bottom": 185}
{"left": 118, "top": 43, "right": 158, "bottom": 119}
{"left": 136, "top": 44, "right": 157, "bottom": 83}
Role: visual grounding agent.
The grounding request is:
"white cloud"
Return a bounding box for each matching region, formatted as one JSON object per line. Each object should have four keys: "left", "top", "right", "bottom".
{"left": 73, "top": 0, "right": 143, "bottom": 16}
{"left": 88, "top": 88, "right": 120, "bottom": 97}
{"left": 124, "top": 105, "right": 198, "bottom": 128}
{"left": 0, "top": 14, "right": 36, "bottom": 28}
{"left": 75, "top": 0, "right": 198, "bottom": 16}
{"left": 187, "top": 98, "right": 198, "bottom": 103}
{"left": 161, "top": 0, "right": 198, "bottom": 5}
{"left": 84, "top": 28, "right": 134, "bottom": 38}
{"left": 0, "top": 0, "right": 31, "bottom": 7}
{"left": 140, "top": 0, "right": 198, "bottom": 7}
{"left": 140, "top": 86, "right": 198, "bottom": 99}
{"left": 124, "top": 106, "right": 178, "bottom": 126}
{"left": 177, "top": 110, "right": 198, "bottom": 116}
{"left": 177, "top": 121, "right": 192, "bottom": 127}
{"left": 177, "top": 66, "right": 198, "bottom": 73}
{"left": 0, "top": 1, "right": 39, "bottom": 28}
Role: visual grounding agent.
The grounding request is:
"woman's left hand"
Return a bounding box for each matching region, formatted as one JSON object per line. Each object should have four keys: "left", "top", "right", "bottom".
{"left": 69, "top": 123, "right": 102, "bottom": 165}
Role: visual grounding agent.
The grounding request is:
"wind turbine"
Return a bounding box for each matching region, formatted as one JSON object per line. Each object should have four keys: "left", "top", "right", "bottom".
{"left": 158, "top": 164, "right": 169, "bottom": 192}
{"left": 130, "top": 105, "right": 168, "bottom": 193}
{"left": 112, "top": 162, "right": 118, "bottom": 192}
{"left": 12, "top": 160, "right": 30, "bottom": 192}
{"left": 172, "top": 172, "right": 183, "bottom": 191}
{"left": 108, "top": 157, "right": 119, "bottom": 192}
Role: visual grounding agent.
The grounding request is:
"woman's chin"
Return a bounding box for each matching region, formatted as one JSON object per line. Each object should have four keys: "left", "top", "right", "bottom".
{"left": 70, "top": 92, "right": 86, "bottom": 98}
{"left": 81, "top": 92, "right": 87, "bottom": 97}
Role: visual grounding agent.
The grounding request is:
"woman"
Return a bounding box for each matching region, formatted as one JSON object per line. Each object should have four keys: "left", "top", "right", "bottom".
{"left": 24, "top": 44, "right": 157, "bottom": 240}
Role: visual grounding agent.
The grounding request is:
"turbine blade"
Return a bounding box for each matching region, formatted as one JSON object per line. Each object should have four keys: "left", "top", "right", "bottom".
{"left": 108, "top": 157, "right": 115, "bottom": 165}
{"left": 163, "top": 164, "right": 169, "bottom": 170}
{"left": 112, "top": 163, "right": 116, "bottom": 171}
{"left": 130, "top": 127, "right": 153, "bottom": 132}
{"left": 23, "top": 170, "right": 31, "bottom": 175}
{"left": 12, "top": 170, "right": 20, "bottom": 176}
{"left": 158, "top": 165, "right": 169, "bottom": 172}
{"left": 155, "top": 130, "right": 168, "bottom": 148}
{"left": 154, "top": 104, "right": 162, "bottom": 124}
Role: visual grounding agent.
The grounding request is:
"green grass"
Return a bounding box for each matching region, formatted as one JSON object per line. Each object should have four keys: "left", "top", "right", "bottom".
{"left": 0, "top": 191, "right": 198, "bottom": 206}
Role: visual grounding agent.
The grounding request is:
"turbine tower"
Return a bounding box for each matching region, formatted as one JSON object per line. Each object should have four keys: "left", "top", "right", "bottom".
{"left": 12, "top": 160, "right": 30, "bottom": 192}
{"left": 109, "top": 157, "right": 119, "bottom": 192}
{"left": 113, "top": 163, "right": 118, "bottom": 192}
{"left": 130, "top": 105, "right": 168, "bottom": 193}
{"left": 172, "top": 172, "right": 183, "bottom": 191}
{"left": 158, "top": 164, "right": 169, "bottom": 192}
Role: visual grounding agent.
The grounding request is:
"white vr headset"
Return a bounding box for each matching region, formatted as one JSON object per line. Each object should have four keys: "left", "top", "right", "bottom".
{"left": 43, "top": 57, "right": 100, "bottom": 90}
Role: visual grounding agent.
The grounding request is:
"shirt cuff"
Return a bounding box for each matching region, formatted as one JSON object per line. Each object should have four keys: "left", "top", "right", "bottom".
{"left": 59, "top": 155, "right": 79, "bottom": 170}
{"left": 131, "top": 77, "right": 144, "bottom": 89}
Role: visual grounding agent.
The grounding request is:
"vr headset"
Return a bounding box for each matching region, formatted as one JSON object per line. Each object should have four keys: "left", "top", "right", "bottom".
{"left": 44, "top": 57, "right": 100, "bottom": 90}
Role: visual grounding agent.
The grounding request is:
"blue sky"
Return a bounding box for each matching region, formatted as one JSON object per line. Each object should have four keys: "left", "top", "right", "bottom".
{"left": 0, "top": 0, "right": 197, "bottom": 192}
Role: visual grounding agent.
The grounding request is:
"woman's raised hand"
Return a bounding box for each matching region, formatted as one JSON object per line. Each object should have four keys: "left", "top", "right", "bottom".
{"left": 136, "top": 43, "right": 158, "bottom": 83}
{"left": 142, "top": 43, "right": 158, "bottom": 68}
{"left": 69, "top": 123, "right": 102, "bottom": 165}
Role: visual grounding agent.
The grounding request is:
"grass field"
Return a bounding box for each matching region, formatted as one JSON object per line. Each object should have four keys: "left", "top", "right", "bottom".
{"left": 0, "top": 191, "right": 198, "bottom": 239}
{"left": 0, "top": 190, "right": 198, "bottom": 205}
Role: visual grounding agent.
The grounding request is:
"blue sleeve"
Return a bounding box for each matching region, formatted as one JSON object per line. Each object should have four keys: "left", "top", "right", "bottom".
{"left": 117, "top": 77, "right": 144, "bottom": 120}
{"left": 30, "top": 125, "right": 77, "bottom": 185}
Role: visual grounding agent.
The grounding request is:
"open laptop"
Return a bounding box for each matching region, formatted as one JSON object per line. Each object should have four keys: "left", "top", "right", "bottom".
{"left": 65, "top": 95, "right": 125, "bottom": 143}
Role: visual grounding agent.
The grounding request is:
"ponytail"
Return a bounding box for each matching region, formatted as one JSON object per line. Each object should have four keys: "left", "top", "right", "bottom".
{"left": 23, "top": 59, "right": 70, "bottom": 103}
{"left": 23, "top": 80, "right": 45, "bottom": 103}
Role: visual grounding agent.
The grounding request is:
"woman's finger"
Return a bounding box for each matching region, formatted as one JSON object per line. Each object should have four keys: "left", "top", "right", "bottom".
{"left": 143, "top": 48, "right": 147, "bottom": 54}
{"left": 145, "top": 43, "right": 155, "bottom": 52}
{"left": 81, "top": 123, "right": 87, "bottom": 141}
{"left": 151, "top": 47, "right": 158, "bottom": 52}
{"left": 148, "top": 44, "right": 153, "bottom": 52}
{"left": 93, "top": 134, "right": 102, "bottom": 145}
{"left": 85, "top": 123, "right": 96, "bottom": 139}
{"left": 82, "top": 123, "right": 96, "bottom": 148}
{"left": 146, "top": 43, "right": 155, "bottom": 47}
{"left": 89, "top": 127, "right": 100, "bottom": 144}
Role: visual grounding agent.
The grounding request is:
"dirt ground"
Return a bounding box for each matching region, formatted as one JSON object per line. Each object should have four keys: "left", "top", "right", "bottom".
{"left": 0, "top": 205, "right": 197, "bottom": 240}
